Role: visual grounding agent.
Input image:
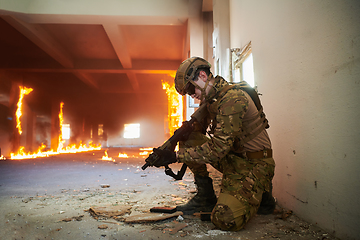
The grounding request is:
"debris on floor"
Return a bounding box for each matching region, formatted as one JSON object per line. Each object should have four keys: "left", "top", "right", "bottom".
{"left": 59, "top": 215, "right": 84, "bottom": 222}
{"left": 124, "top": 211, "right": 183, "bottom": 223}
{"left": 98, "top": 224, "right": 109, "bottom": 229}
{"left": 0, "top": 151, "right": 341, "bottom": 240}
{"left": 87, "top": 205, "right": 132, "bottom": 221}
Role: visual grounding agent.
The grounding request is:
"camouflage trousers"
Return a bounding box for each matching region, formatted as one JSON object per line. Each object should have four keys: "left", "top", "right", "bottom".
{"left": 180, "top": 132, "right": 275, "bottom": 231}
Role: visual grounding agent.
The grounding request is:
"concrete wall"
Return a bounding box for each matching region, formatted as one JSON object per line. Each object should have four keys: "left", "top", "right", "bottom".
{"left": 227, "top": 0, "right": 360, "bottom": 239}
{"left": 212, "top": 0, "right": 230, "bottom": 79}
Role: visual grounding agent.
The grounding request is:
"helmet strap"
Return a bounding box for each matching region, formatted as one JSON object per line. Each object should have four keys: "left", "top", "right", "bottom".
{"left": 200, "top": 73, "right": 213, "bottom": 101}
{"left": 189, "top": 73, "right": 213, "bottom": 101}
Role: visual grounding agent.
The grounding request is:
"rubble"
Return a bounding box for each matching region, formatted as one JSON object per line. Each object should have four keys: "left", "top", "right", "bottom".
{"left": 0, "top": 151, "right": 341, "bottom": 240}
{"left": 124, "top": 211, "right": 183, "bottom": 223}
{"left": 97, "top": 224, "right": 109, "bottom": 229}
{"left": 88, "top": 205, "right": 132, "bottom": 221}
{"left": 60, "top": 215, "right": 84, "bottom": 222}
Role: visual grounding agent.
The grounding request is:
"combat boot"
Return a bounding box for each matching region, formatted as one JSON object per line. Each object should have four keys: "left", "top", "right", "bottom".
{"left": 176, "top": 175, "right": 217, "bottom": 215}
{"left": 257, "top": 183, "right": 276, "bottom": 215}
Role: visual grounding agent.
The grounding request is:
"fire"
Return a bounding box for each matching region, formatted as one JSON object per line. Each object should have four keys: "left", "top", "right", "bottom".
{"left": 118, "top": 153, "right": 129, "bottom": 158}
{"left": 58, "top": 141, "right": 101, "bottom": 154}
{"left": 16, "top": 86, "right": 33, "bottom": 135}
{"left": 102, "top": 150, "right": 115, "bottom": 161}
{"left": 140, "top": 147, "right": 153, "bottom": 151}
{"left": 10, "top": 101, "right": 101, "bottom": 160}
{"left": 10, "top": 141, "right": 101, "bottom": 160}
{"left": 10, "top": 144, "right": 57, "bottom": 160}
{"left": 139, "top": 147, "right": 152, "bottom": 156}
{"left": 99, "top": 148, "right": 158, "bottom": 161}
{"left": 58, "top": 102, "right": 64, "bottom": 152}
{"left": 139, "top": 151, "right": 149, "bottom": 156}
{"left": 162, "top": 79, "right": 183, "bottom": 136}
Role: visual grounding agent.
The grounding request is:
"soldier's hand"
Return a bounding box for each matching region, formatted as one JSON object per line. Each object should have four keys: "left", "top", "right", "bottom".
{"left": 175, "top": 121, "right": 194, "bottom": 142}
{"left": 152, "top": 148, "right": 177, "bottom": 167}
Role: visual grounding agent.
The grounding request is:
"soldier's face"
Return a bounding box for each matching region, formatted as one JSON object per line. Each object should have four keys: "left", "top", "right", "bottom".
{"left": 190, "top": 78, "right": 204, "bottom": 100}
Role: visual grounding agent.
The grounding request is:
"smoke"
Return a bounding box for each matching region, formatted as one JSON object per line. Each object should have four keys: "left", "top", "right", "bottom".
{"left": 35, "top": 115, "right": 51, "bottom": 148}
{"left": 0, "top": 104, "right": 12, "bottom": 156}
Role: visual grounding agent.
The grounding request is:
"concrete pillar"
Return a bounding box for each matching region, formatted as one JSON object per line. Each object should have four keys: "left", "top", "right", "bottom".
{"left": 212, "top": 0, "right": 230, "bottom": 79}
{"left": 92, "top": 124, "right": 99, "bottom": 145}
{"left": 51, "top": 100, "right": 60, "bottom": 151}
{"left": 9, "top": 80, "right": 20, "bottom": 153}
{"left": 203, "top": 12, "right": 214, "bottom": 67}
{"left": 25, "top": 105, "right": 35, "bottom": 152}
{"left": 186, "top": 0, "right": 203, "bottom": 120}
{"left": 188, "top": 0, "right": 203, "bottom": 57}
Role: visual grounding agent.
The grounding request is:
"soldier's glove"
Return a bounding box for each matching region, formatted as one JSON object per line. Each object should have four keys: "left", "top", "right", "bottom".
{"left": 152, "top": 148, "right": 177, "bottom": 168}
{"left": 175, "top": 121, "right": 194, "bottom": 142}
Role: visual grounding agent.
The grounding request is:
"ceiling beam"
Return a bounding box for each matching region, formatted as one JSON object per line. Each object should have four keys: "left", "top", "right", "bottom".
{"left": 2, "top": 15, "right": 101, "bottom": 89}
{"left": 126, "top": 72, "right": 139, "bottom": 91}
{"left": 2, "top": 15, "right": 74, "bottom": 68}
{"left": 103, "top": 24, "right": 132, "bottom": 68}
{"left": 103, "top": 24, "right": 140, "bottom": 93}
{"left": 73, "top": 72, "right": 98, "bottom": 89}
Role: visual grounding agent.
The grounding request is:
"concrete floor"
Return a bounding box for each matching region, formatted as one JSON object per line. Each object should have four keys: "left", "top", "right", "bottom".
{"left": 0, "top": 148, "right": 340, "bottom": 240}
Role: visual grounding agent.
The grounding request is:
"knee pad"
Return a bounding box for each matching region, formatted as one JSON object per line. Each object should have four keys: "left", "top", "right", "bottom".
{"left": 211, "top": 193, "right": 247, "bottom": 231}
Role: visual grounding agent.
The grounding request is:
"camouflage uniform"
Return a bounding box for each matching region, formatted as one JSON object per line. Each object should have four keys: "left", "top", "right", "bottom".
{"left": 177, "top": 76, "right": 275, "bottom": 231}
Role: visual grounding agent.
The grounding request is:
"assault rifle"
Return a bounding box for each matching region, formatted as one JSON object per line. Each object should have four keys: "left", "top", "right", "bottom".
{"left": 141, "top": 102, "right": 209, "bottom": 180}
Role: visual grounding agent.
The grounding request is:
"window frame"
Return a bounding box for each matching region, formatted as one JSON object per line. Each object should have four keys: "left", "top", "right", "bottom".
{"left": 231, "top": 41, "right": 255, "bottom": 87}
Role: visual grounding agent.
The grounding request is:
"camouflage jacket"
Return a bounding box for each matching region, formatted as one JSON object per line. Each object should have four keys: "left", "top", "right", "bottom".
{"left": 177, "top": 76, "right": 254, "bottom": 164}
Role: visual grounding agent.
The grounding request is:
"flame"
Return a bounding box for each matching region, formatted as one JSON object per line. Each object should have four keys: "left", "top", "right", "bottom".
{"left": 10, "top": 144, "right": 57, "bottom": 160}
{"left": 140, "top": 147, "right": 153, "bottom": 151}
{"left": 10, "top": 141, "right": 101, "bottom": 160}
{"left": 58, "top": 141, "right": 101, "bottom": 154}
{"left": 138, "top": 147, "right": 152, "bottom": 156}
{"left": 118, "top": 153, "right": 129, "bottom": 158}
{"left": 10, "top": 101, "right": 101, "bottom": 160}
{"left": 139, "top": 151, "right": 149, "bottom": 156}
{"left": 102, "top": 150, "right": 115, "bottom": 161}
{"left": 162, "top": 79, "right": 183, "bottom": 136}
{"left": 0, "top": 155, "right": 5, "bottom": 160}
{"left": 16, "top": 86, "right": 33, "bottom": 135}
{"left": 58, "top": 102, "right": 64, "bottom": 152}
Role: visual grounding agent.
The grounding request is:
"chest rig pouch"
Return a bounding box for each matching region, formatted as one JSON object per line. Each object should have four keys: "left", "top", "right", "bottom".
{"left": 207, "top": 81, "right": 269, "bottom": 150}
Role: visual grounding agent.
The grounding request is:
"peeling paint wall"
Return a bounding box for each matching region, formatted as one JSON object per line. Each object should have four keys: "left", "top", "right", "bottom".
{"left": 227, "top": 0, "right": 360, "bottom": 239}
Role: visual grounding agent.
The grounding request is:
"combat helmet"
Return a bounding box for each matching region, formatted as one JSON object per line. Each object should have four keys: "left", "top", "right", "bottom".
{"left": 174, "top": 57, "right": 211, "bottom": 96}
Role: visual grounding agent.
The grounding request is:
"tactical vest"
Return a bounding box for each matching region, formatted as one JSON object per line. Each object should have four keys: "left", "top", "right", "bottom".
{"left": 210, "top": 81, "right": 269, "bottom": 150}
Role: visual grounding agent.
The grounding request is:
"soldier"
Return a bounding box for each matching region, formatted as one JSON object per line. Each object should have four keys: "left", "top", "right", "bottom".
{"left": 154, "top": 57, "right": 276, "bottom": 231}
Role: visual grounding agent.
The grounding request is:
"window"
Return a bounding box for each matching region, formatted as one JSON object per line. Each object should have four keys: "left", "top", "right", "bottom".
{"left": 98, "top": 124, "right": 104, "bottom": 136}
{"left": 188, "top": 95, "right": 200, "bottom": 108}
{"left": 232, "top": 41, "right": 255, "bottom": 87}
{"left": 242, "top": 53, "right": 255, "bottom": 87}
{"left": 62, "top": 124, "right": 70, "bottom": 140}
{"left": 124, "top": 123, "right": 140, "bottom": 139}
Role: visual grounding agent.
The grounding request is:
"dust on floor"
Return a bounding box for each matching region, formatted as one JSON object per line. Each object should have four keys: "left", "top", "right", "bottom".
{"left": 0, "top": 150, "right": 340, "bottom": 240}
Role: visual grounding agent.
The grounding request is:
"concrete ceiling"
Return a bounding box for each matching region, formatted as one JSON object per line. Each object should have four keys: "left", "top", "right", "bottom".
{"left": 0, "top": 13, "right": 186, "bottom": 94}
{"left": 0, "top": 0, "right": 207, "bottom": 116}
{"left": 0, "top": 0, "right": 213, "bottom": 134}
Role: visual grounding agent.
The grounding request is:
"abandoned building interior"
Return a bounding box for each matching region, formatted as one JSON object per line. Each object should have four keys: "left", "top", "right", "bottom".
{"left": 0, "top": 0, "right": 359, "bottom": 239}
